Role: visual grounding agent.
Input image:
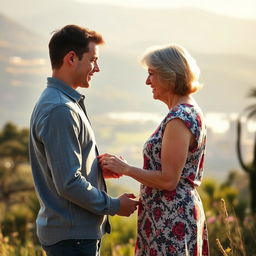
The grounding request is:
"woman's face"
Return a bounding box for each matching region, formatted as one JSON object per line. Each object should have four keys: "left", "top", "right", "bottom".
{"left": 146, "top": 68, "right": 169, "bottom": 101}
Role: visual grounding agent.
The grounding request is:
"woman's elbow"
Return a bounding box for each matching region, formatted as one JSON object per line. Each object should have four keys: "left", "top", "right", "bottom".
{"left": 159, "top": 180, "right": 178, "bottom": 191}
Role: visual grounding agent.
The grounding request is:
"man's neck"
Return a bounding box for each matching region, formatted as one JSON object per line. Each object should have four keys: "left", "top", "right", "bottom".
{"left": 52, "top": 70, "right": 76, "bottom": 89}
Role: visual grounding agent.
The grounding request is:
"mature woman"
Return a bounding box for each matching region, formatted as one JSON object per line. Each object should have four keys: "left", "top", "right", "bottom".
{"left": 99, "top": 44, "right": 209, "bottom": 256}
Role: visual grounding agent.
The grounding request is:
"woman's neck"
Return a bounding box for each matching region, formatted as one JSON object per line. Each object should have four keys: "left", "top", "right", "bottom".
{"left": 166, "top": 94, "right": 193, "bottom": 110}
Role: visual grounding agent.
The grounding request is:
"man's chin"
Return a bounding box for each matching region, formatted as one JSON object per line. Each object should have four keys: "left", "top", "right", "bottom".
{"left": 79, "top": 82, "right": 90, "bottom": 89}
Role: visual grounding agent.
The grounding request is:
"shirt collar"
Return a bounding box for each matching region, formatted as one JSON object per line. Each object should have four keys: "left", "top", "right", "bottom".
{"left": 47, "top": 77, "right": 84, "bottom": 102}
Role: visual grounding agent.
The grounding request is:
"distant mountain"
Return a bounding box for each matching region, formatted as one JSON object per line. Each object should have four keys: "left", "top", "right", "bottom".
{"left": 0, "top": 3, "right": 256, "bottom": 127}
{"left": 0, "top": 13, "right": 45, "bottom": 55}
{"left": 0, "top": 14, "right": 48, "bottom": 126}
{"left": 1, "top": 0, "right": 256, "bottom": 57}
{"left": 0, "top": 4, "right": 253, "bottom": 180}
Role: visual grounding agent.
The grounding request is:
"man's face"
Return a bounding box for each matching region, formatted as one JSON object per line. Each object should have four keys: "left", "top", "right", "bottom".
{"left": 73, "top": 41, "right": 100, "bottom": 89}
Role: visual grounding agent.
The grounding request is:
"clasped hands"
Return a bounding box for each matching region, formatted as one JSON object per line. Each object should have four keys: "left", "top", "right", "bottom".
{"left": 98, "top": 153, "right": 129, "bottom": 179}
{"left": 98, "top": 153, "right": 138, "bottom": 216}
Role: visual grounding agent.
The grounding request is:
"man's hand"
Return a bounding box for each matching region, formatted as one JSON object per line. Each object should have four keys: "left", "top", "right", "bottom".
{"left": 117, "top": 193, "right": 139, "bottom": 217}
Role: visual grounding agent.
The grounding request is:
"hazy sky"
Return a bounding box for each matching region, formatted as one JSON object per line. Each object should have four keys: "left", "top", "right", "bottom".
{"left": 75, "top": 0, "right": 256, "bottom": 19}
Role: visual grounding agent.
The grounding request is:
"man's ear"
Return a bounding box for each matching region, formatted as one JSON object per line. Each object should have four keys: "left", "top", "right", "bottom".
{"left": 65, "top": 51, "right": 76, "bottom": 65}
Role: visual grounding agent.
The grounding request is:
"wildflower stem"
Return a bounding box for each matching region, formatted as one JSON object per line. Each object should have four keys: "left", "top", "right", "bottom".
{"left": 216, "top": 238, "right": 228, "bottom": 256}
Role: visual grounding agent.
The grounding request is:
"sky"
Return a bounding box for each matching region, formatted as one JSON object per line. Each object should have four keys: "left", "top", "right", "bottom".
{"left": 75, "top": 0, "right": 256, "bottom": 19}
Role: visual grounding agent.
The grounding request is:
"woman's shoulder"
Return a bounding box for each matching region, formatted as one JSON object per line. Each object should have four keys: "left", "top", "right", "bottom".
{"left": 167, "top": 103, "right": 202, "bottom": 118}
{"left": 164, "top": 103, "right": 205, "bottom": 131}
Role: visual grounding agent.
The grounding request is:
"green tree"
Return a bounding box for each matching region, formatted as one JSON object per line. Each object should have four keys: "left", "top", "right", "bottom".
{"left": 237, "top": 88, "right": 256, "bottom": 214}
{"left": 0, "top": 122, "right": 34, "bottom": 215}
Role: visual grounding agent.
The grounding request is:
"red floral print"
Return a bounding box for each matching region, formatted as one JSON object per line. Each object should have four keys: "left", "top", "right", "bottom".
{"left": 177, "top": 207, "right": 185, "bottom": 215}
{"left": 193, "top": 243, "right": 198, "bottom": 256}
{"left": 153, "top": 208, "right": 162, "bottom": 222}
{"left": 144, "top": 218, "right": 152, "bottom": 238}
{"left": 196, "top": 114, "right": 202, "bottom": 128}
{"left": 202, "top": 239, "right": 209, "bottom": 256}
{"left": 138, "top": 200, "right": 143, "bottom": 216}
{"left": 145, "top": 186, "right": 152, "bottom": 196}
{"left": 172, "top": 222, "right": 185, "bottom": 240}
{"left": 169, "top": 245, "right": 176, "bottom": 253}
{"left": 143, "top": 156, "right": 150, "bottom": 169}
{"left": 149, "top": 248, "right": 158, "bottom": 256}
{"left": 163, "top": 189, "right": 176, "bottom": 201}
{"left": 136, "top": 104, "right": 209, "bottom": 256}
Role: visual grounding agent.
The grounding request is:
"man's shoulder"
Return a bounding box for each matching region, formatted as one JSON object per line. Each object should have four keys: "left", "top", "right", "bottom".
{"left": 32, "top": 87, "right": 80, "bottom": 125}
{"left": 39, "top": 86, "right": 79, "bottom": 110}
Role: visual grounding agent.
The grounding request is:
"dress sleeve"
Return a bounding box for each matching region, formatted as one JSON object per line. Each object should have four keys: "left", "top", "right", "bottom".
{"left": 162, "top": 105, "right": 202, "bottom": 150}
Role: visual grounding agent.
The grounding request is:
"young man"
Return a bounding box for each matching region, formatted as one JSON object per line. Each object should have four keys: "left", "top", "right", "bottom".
{"left": 29, "top": 25, "right": 138, "bottom": 256}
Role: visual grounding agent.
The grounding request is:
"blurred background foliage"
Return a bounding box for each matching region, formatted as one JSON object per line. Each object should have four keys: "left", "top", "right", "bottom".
{"left": 0, "top": 122, "right": 256, "bottom": 256}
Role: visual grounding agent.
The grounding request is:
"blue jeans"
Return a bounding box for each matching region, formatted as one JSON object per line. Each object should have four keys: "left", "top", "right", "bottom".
{"left": 42, "top": 239, "right": 101, "bottom": 256}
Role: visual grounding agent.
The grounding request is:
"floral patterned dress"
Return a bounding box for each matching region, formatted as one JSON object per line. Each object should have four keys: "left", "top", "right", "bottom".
{"left": 135, "top": 103, "right": 209, "bottom": 256}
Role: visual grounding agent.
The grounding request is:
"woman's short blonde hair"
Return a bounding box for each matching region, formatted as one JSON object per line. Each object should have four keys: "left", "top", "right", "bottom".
{"left": 141, "top": 44, "right": 201, "bottom": 95}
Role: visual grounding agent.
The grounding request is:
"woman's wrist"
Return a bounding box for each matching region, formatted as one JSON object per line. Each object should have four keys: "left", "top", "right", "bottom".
{"left": 124, "top": 165, "right": 132, "bottom": 176}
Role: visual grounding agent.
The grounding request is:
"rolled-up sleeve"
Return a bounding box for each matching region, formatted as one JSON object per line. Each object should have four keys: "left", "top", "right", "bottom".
{"left": 38, "top": 105, "right": 120, "bottom": 216}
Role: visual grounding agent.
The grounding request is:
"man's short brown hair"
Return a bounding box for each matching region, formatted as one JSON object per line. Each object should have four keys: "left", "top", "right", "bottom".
{"left": 49, "top": 24, "right": 104, "bottom": 69}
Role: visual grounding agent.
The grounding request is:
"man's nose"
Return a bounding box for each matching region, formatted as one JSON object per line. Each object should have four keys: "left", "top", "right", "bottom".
{"left": 94, "top": 63, "right": 100, "bottom": 72}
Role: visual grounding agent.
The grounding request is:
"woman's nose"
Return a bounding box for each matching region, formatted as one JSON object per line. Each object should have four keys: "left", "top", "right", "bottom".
{"left": 146, "top": 76, "right": 151, "bottom": 85}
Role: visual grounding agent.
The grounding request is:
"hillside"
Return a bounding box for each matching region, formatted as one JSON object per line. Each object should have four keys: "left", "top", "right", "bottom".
{"left": 0, "top": 13, "right": 48, "bottom": 125}
{"left": 0, "top": 5, "right": 254, "bottom": 180}
{"left": 0, "top": 3, "right": 256, "bottom": 126}
{"left": 1, "top": 0, "right": 256, "bottom": 57}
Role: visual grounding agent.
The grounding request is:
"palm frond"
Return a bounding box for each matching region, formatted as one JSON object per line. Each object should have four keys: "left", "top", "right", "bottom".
{"left": 240, "top": 104, "right": 256, "bottom": 120}
{"left": 245, "top": 104, "right": 256, "bottom": 112}
{"left": 248, "top": 88, "right": 256, "bottom": 98}
{"left": 248, "top": 109, "right": 256, "bottom": 119}
{"left": 236, "top": 119, "right": 251, "bottom": 173}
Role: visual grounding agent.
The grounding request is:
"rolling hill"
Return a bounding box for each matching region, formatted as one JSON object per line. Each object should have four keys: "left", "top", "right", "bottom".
{"left": 0, "top": 3, "right": 256, "bottom": 127}
{"left": 0, "top": 3, "right": 254, "bottom": 180}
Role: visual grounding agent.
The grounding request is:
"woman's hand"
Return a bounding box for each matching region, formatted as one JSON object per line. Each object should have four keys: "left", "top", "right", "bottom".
{"left": 98, "top": 153, "right": 129, "bottom": 176}
{"left": 98, "top": 154, "right": 123, "bottom": 179}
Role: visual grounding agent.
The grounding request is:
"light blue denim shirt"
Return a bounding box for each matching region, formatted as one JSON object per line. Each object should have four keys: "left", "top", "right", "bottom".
{"left": 29, "top": 77, "right": 120, "bottom": 246}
